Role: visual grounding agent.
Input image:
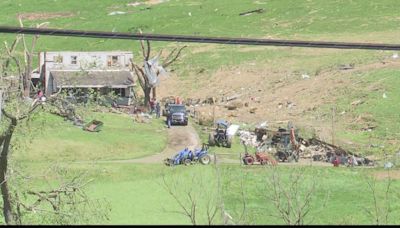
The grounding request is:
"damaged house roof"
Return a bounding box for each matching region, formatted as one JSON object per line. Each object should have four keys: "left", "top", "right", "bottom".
{"left": 50, "top": 70, "right": 135, "bottom": 88}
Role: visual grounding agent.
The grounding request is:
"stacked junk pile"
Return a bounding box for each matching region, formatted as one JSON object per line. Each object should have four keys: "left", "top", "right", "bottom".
{"left": 238, "top": 122, "right": 375, "bottom": 166}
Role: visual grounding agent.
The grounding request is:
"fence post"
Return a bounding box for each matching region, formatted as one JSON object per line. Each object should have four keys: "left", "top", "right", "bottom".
{"left": 0, "top": 89, "right": 2, "bottom": 122}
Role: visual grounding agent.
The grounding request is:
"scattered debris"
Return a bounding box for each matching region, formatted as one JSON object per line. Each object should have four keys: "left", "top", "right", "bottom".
{"left": 384, "top": 162, "right": 394, "bottom": 169}
{"left": 225, "top": 100, "right": 243, "bottom": 110}
{"left": 392, "top": 53, "right": 399, "bottom": 59}
{"left": 238, "top": 122, "right": 375, "bottom": 166}
{"left": 351, "top": 99, "right": 364, "bottom": 106}
{"left": 338, "top": 63, "right": 355, "bottom": 70}
{"left": 227, "top": 124, "right": 240, "bottom": 137}
{"left": 383, "top": 93, "right": 387, "bottom": 99}
{"left": 301, "top": 74, "right": 310, "bottom": 79}
{"left": 145, "top": 0, "right": 169, "bottom": 5}
{"left": 83, "top": 120, "right": 104, "bottom": 132}
{"left": 127, "top": 2, "right": 142, "bottom": 7}
{"left": 249, "top": 107, "right": 257, "bottom": 113}
{"left": 361, "top": 125, "right": 376, "bottom": 132}
{"left": 226, "top": 94, "right": 241, "bottom": 101}
{"left": 239, "top": 8, "right": 265, "bottom": 16}
{"left": 108, "top": 11, "right": 127, "bottom": 16}
{"left": 370, "top": 144, "right": 384, "bottom": 148}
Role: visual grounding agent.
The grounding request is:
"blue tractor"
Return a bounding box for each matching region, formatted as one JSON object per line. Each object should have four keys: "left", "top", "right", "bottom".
{"left": 164, "top": 144, "right": 211, "bottom": 166}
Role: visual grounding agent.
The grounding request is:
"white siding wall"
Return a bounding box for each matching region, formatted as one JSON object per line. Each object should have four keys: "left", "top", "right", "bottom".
{"left": 39, "top": 51, "right": 134, "bottom": 94}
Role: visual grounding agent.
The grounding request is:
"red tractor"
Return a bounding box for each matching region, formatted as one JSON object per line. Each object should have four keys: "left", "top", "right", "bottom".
{"left": 241, "top": 143, "right": 277, "bottom": 165}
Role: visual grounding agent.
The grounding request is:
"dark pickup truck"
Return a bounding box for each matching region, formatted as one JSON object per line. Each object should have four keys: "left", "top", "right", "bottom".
{"left": 166, "top": 104, "right": 188, "bottom": 126}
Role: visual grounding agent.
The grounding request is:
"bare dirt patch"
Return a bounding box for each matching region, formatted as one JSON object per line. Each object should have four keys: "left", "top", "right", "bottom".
{"left": 373, "top": 170, "right": 400, "bottom": 180}
{"left": 17, "top": 12, "right": 75, "bottom": 21}
{"left": 157, "top": 55, "right": 400, "bottom": 148}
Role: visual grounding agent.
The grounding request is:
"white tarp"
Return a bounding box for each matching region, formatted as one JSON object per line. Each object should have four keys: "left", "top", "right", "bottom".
{"left": 144, "top": 55, "right": 168, "bottom": 87}
{"left": 227, "top": 124, "right": 240, "bottom": 136}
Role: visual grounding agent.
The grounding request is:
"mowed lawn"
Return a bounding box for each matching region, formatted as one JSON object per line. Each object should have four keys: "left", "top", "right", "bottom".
{"left": 13, "top": 111, "right": 168, "bottom": 163}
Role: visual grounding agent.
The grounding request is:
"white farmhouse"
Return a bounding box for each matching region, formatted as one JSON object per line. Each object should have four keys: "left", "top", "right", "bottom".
{"left": 34, "top": 51, "right": 136, "bottom": 106}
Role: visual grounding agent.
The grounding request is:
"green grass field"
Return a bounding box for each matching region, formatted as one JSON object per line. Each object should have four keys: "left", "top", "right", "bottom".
{"left": 13, "top": 111, "right": 168, "bottom": 163}
{"left": 2, "top": 0, "right": 400, "bottom": 225}
{"left": 3, "top": 110, "right": 400, "bottom": 225}
{"left": 14, "top": 161, "right": 400, "bottom": 225}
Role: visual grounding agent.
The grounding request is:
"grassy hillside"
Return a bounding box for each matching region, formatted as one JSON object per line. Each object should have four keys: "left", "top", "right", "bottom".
{"left": 2, "top": 0, "right": 400, "bottom": 225}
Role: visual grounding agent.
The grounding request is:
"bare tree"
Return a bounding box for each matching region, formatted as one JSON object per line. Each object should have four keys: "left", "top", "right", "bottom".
{"left": 219, "top": 168, "right": 253, "bottom": 225}
{"left": 363, "top": 169, "right": 399, "bottom": 225}
{"left": 0, "top": 28, "right": 110, "bottom": 225}
{"left": 130, "top": 30, "right": 187, "bottom": 106}
{"left": 12, "top": 166, "right": 111, "bottom": 225}
{"left": 161, "top": 171, "right": 219, "bottom": 225}
{"left": 260, "top": 166, "right": 330, "bottom": 225}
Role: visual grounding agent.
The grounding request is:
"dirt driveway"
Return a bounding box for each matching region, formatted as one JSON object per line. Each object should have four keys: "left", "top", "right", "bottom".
{"left": 78, "top": 123, "right": 201, "bottom": 164}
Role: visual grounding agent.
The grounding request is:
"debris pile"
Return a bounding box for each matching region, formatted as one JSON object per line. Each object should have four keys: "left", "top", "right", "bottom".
{"left": 236, "top": 121, "right": 375, "bottom": 166}
{"left": 238, "top": 130, "right": 258, "bottom": 147}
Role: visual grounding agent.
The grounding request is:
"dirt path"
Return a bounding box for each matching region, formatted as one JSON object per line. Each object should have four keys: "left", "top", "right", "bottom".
{"left": 131, "top": 124, "right": 200, "bottom": 164}
{"left": 76, "top": 123, "right": 201, "bottom": 164}
{"left": 75, "top": 121, "right": 371, "bottom": 168}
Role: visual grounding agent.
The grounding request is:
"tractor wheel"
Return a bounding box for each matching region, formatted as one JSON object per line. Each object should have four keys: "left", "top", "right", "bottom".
{"left": 200, "top": 155, "right": 211, "bottom": 165}
{"left": 260, "top": 160, "right": 267, "bottom": 165}
{"left": 208, "top": 133, "right": 216, "bottom": 146}
{"left": 164, "top": 159, "right": 172, "bottom": 166}
{"left": 244, "top": 156, "right": 254, "bottom": 165}
{"left": 225, "top": 137, "right": 232, "bottom": 148}
{"left": 288, "top": 154, "right": 296, "bottom": 163}
{"left": 184, "top": 159, "right": 192, "bottom": 166}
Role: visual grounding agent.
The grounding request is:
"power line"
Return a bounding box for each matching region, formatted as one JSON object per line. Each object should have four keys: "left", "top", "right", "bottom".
{"left": 1, "top": 26, "right": 400, "bottom": 51}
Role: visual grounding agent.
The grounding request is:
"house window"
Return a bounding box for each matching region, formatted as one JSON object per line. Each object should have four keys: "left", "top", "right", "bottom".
{"left": 113, "top": 88, "right": 126, "bottom": 97}
{"left": 107, "top": 55, "right": 120, "bottom": 67}
{"left": 53, "top": 55, "right": 63, "bottom": 63}
{"left": 71, "top": 56, "right": 77, "bottom": 65}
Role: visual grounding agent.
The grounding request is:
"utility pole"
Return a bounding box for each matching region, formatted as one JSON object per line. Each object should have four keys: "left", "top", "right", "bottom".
{"left": 331, "top": 105, "right": 336, "bottom": 145}
{"left": 0, "top": 89, "right": 2, "bottom": 122}
{"left": 213, "top": 105, "right": 216, "bottom": 126}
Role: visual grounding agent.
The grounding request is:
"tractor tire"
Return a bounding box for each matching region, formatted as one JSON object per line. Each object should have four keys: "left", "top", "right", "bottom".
{"left": 244, "top": 156, "right": 254, "bottom": 165}
{"left": 226, "top": 137, "right": 232, "bottom": 148}
{"left": 288, "top": 154, "right": 296, "bottom": 163}
{"left": 199, "top": 155, "right": 211, "bottom": 165}
{"left": 208, "top": 133, "right": 216, "bottom": 146}
{"left": 260, "top": 160, "right": 267, "bottom": 165}
{"left": 184, "top": 159, "right": 192, "bottom": 166}
{"left": 164, "top": 159, "right": 172, "bottom": 166}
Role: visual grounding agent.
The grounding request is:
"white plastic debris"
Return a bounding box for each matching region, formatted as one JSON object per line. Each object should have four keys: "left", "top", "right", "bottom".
{"left": 258, "top": 121, "right": 268, "bottom": 128}
{"left": 188, "top": 12, "right": 192, "bottom": 16}
{"left": 108, "top": 11, "right": 126, "bottom": 16}
{"left": 384, "top": 162, "right": 394, "bottom": 169}
{"left": 392, "top": 53, "right": 399, "bottom": 59}
{"left": 238, "top": 130, "right": 259, "bottom": 147}
{"left": 127, "top": 2, "right": 141, "bottom": 7}
{"left": 302, "top": 74, "right": 310, "bottom": 79}
{"left": 383, "top": 93, "right": 387, "bottom": 99}
{"left": 227, "top": 124, "right": 240, "bottom": 136}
